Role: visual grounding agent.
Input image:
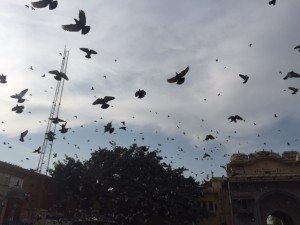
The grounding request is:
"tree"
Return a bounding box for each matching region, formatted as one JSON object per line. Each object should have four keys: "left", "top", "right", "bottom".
{"left": 50, "top": 144, "right": 207, "bottom": 225}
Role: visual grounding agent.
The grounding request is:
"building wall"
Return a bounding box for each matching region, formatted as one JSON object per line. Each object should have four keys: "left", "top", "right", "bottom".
{"left": 0, "top": 161, "right": 54, "bottom": 225}
{"left": 227, "top": 151, "right": 300, "bottom": 225}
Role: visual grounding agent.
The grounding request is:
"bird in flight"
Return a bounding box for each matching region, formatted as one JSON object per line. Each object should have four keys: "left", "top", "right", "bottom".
{"left": 135, "top": 89, "right": 146, "bottom": 99}
{"left": 204, "top": 134, "right": 215, "bottom": 141}
{"left": 10, "top": 89, "right": 28, "bottom": 103}
{"left": 167, "top": 66, "right": 189, "bottom": 85}
{"left": 288, "top": 87, "right": 299, "bottom": 95}
{"left": 62, "top": 10, "right": 90, "bottom": 35}
{"left": 104, "top": 122, "right": 114, "bottom": 134}
{"left": 228, "top": 115, "right": 244, "bottom": 123}
{"left": 269, "top": 0, "right": 276, "bottom": 5}
{"left": 12, "top": 105, "right": 24, "bottom": 114}
{"left": 49, "top": 117, "right": 65, "bottom": 124}
{"left": 59, "top": 122, "right": 69, "bottom": 134}
{"left": 239, "top": 74, "right": 249, "bottom": 84}
{"left": 93, "top": 96, "right": 115, "bottom": 109}
{"left": 283, "top": 71, "right": 300, "bottom": 80}
{"left": 19, "top": 130, "right": 28, "bottom": 142}
{"left": 294, "top": 45, "right": 300, "bottom": 52}
{"left": 80, "top": 48, "right": 97, "bottom": 58}
{"left": 31, "top": 0, "right": 57, "bottom": 10}
{"left": 33, "top": 146, "right": 41, "bottom": 154}
{"left": 48, "top": 70, "right": 69, "bottom": 81}
{"left": 46, "top": 131, "right": 56, "bottom": 141}
{"left": 0, "top": 74, "right": 7, "bottom": 84}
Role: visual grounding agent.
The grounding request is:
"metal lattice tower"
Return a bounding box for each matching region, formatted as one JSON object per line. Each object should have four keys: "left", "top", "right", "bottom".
{"left": 37, "top": 47, "right": 69, "bottom": 175}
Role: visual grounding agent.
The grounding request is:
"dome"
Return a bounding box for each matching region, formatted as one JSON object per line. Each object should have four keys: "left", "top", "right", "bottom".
{"left": 230, "top": 153, "right": 248, "bottom": 162}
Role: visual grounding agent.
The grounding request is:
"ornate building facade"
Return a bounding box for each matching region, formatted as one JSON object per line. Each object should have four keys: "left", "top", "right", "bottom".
{"left": 200, "top": 150, "right": 300, "bottom": 225}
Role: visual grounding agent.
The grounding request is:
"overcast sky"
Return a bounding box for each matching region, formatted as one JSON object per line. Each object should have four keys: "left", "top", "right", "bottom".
{"left": 0, "top": 0, "right": 300, "bottom": 181}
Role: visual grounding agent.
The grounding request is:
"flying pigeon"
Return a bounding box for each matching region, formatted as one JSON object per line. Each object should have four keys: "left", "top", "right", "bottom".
{"left": 135, "top": 89, "right": 146, "bottom": 99}
{"left": 49, "top": 117, "right": 65, "bottom": 124}
{"left": 49, "top": 70, "right": 69, "bottom": 81}
{"left": 12, "top": 105, "right": 24, "bottom": 114}
{"left": 269, "top": 0, "right": 276, "bottom": 5}
{"left": 62, "top": 10, "right": 90, "bottom": 35}
{"left": 11, "top": 89, "right": 28, "bottom": 103}
{"left": 59, "top": 123, "right": 69, "bottom": 133}
{"left": 167, "top": 66, "right": 189, "bottom": 85}
{"left": 204, "top": 134, "right": 215, "bottom": 141}
{"left": 80, "top": 48, "right": 97, "bottom": 58}
{"left": 228, "top": 115, "right": 244, "bottom": 123}
{"left": 33, "top": 146, "right": 41, "bottom": 154}
{"left": 239, "top": 74, "right": 249, "bottom": 83}
{"left": 294, "top": 45, "right": 300, "bottom": 52}
{"left": 0, "top": 74, "right": 7, "bottom": 84}
{"left": 203, "top": 153, "right": 211, "bottom": 158}
{"left": 104, "top": 122, "right": 114, "bottom": 134}
{"left": 46, "top": 131, "right": 56, "bottom": 141}
{"left": 31, "top": 0, "right": 58, "bottom": 10}
{"left": 93, "top": 96, "right": 115, "bottom": 109}
{"left": 288, "top": 87, "right": 298, "bottom": 95}
{"left": 20, "top": 130, "right": 28, "bottom": 142}
{"left": 283, "top": 71, "right": 300, "bottom": 80}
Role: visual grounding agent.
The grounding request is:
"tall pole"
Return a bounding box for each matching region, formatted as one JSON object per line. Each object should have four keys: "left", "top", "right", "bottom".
{"left": 37, "top": 47, "right": 69, "bottom": 175}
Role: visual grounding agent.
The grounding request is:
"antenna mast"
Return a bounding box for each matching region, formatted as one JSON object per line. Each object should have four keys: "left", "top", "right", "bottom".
{"left": 37, "top": 47, "right": 69, "bottom": 175}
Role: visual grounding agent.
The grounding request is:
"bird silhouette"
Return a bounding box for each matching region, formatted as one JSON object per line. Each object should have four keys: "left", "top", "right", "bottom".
{"left": 104, "top": 122, "right": 114, "bottom": 134}
{"left": 80, "top": 48, "right": 97, "bottom": 58}
{"left": 10, "top": 89, "right": 28, "bottom": 103}
{"left": 167, "top": 66, "right": 189, "bottom": 84}
{"left": 59, "top": 123, "right": 69, "bottom": 133}
{"left": 93, "top": 96, "right": 115, "bottom": 109}
{"left": 288, "top": 87, "right": 298, "bottom": 95}
{"left": 31, "top": 0, "right": 58, "bottom": 10}
{"left": 269, "top": 0, "right": 276, "bottom": 5}
{"left": 204, "top": 134, "right": 215, "bottom": 141}
{"left": 32, "top": 146, "right": 41, "bottom": 154}
{"left": 49, "top": 70, "right": 69, "bottom": 81}
{"left": 62, "top": 10, "right": 90, "bottom": 35}
{"left": 20, "top": 130, "right": 28, "bottom": 142}
{"left": 239, "top": 74, "right": 249, "bottom": 83}
{"left": 228, "top": 115, "right": 244, "bottom": 123}
{"left": 46, "top": 131, "right": 56, "bottom": 141}
{"left": 135, "top": 89, "right": 146, "bottom": 98}
{"left": 294, "top": 45, "right": 300, "bottom": 52}
{"left": 283, "top": 71, "right": 300, "bottom": 80}
{"left": 12, "top": 105, "right": 24, "bottom": 114}
{"left": 0, "top": 74, "right": 7, "bottom": 83}
{"left": 49, "top": 117, "right": 65, "bottom": 124}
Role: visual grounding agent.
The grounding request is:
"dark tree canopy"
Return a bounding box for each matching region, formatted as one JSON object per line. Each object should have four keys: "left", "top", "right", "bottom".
{"left": 50, "top": 144, "right": 206, "bottom": 225}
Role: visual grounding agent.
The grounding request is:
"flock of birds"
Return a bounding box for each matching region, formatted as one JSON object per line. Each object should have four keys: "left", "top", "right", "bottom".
{"left": 0, "top": 0, "right": 299, "bottom": 182}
